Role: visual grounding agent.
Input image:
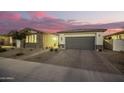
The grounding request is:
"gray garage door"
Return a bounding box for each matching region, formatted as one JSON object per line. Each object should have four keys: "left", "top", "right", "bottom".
{"left": 65, "top": 37, "right": 95, "bottom": 50}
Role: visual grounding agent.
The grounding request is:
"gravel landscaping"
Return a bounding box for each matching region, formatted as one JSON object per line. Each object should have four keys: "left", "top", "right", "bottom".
{"left": 0, "top": 48, "right": 43, "bottom": 59}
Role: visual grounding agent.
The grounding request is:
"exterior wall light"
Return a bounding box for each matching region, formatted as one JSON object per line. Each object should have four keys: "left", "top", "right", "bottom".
{"left": 52, "top": 37, "right": 57, "bottom": 41}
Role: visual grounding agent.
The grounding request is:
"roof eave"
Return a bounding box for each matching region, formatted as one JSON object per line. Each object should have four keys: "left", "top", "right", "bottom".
{"left": 105, "top": 31, "right": 124, "bottom": 37}
{"left": 57, "top": 29, "right": 107, "bottom": 33}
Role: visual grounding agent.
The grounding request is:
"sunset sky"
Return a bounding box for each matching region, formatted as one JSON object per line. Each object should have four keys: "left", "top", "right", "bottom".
{"left": 0, "top": 11, "right": 124, "bottom": 34}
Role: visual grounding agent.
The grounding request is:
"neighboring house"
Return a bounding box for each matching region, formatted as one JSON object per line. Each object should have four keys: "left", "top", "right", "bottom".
{"left": 57, "top": 29, "right": 106, "bottom": 50}
{"left": 6, "top": 28, "right": 58, "bottom": 49}
{"left": 0, "top": 34, "right": 13, "bottom": 48}
{"left": 104, "top": 30, "right": 124, "bottom": 51}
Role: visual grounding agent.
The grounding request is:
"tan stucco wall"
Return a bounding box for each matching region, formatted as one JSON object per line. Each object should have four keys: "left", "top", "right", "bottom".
{"left": 113, "top": 40, "right": 124, "bottom": 51}
{"left": 43, "top": 34, "right": 58, "bottom": 49}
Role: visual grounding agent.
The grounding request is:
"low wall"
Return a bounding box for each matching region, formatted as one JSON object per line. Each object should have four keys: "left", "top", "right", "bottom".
{"left": 113, "top": 40, "right": 124, "bottom": 51}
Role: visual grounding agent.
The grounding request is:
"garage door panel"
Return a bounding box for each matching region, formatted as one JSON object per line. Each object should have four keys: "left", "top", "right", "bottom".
{"left": 65, "top": 37, "right": 95, "bottom": 50}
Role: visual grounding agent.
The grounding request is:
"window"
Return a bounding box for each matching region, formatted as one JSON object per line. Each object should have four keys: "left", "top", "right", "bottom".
{"left": 121, "top": 34, "right": 124, "bottom": 39}
{"left": 26, "top": 36, "right": 29, "bottom": 43}
{"left": 9, "top": 37, "right": 13, "bottom": 44}
{"left": 26, "top": 34, "right": 37, "bottom": 43}
{"left": 29, "top": 35, "right": 32, "bottom": 43}
{"left": 31, "top": 35, "right": 33, "bottom": 43}
{"left": 33, "top": 35, "right": 37, "bottom": 43}
{"left": 112, "top": 35, "right": 119, "bottom": 40}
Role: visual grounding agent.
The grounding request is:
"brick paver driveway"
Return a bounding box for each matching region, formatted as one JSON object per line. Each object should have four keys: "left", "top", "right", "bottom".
{"left": 27, "top": 49, "right": 121, "bottom": 74}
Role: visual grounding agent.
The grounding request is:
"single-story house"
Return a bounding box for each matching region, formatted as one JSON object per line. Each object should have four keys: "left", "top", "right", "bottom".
{"left": 104, "top": 30, "right": 124, "bottom": 51}
{"left": 1, "top": 28, "right": 58, "bottom": 49}
{"left": 57, "top": 29, "right": 106, "bottom": 50}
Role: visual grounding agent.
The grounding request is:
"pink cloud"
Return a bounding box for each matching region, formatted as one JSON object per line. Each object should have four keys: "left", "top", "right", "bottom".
{"left": 29, "top": 18, "right": 71, "bottom": 32}
{"left": 28, "top": 11, "right": 56, "bottom": 20}
{"left": 12, "top": 13, "right": 21, "bottom": 21}
{"left": 0, "top": 12, "right": 21, "bottom": 21}
{"left": 0, "top": 14, "right": 71, "bottom": 33}
{"left": 0, "top": 12, "right": 70, "bottom": 33}
{"left": 29, "top": 11, "right": 47, "bottom": 18}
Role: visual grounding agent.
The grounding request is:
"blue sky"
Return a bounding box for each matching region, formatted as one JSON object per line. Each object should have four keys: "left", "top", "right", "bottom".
{"left": 46, "top": 11, "right": 124, "bottom": 23}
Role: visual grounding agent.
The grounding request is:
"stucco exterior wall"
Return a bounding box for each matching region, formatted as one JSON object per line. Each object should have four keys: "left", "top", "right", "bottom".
{"left": 58, "top": 32, "right": 104, "bottom": 50}
{"left": 95, "top": 32, "right": 104, "bottom": 45}
{"left": 113, "top": 40, "right": 124, "bottom": 51}
{"left": 43, "top": 34, "right": 58, "bottom": 49}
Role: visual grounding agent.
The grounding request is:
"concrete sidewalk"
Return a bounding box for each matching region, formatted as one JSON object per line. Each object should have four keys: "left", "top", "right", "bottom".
{"left": 0, "top": 57, "right": 124, "bottom": 82}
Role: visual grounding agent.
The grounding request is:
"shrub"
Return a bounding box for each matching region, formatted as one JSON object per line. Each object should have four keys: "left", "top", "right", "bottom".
{"left": 54, "top": 48, "right": 58, "bottom": 52}
{"left": 45, "top": 47, "right": 48, "bottom": 49}
{"left": 11, "top": 48, "right": 15, "bottom": 50}
{"left": 15, "top": 53, "right": 24, "bottom": 56}
{"left": 0, "top": 47, "right": 7, "bottom": 52}
{"left": 99, "top": 49, "right": 102, "bottom": 52}
{"left": 50, "top": 48, "right": 53, "bottom": 52}
{"left": 30, "top": 49, "right": 33, "bottom": 51}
